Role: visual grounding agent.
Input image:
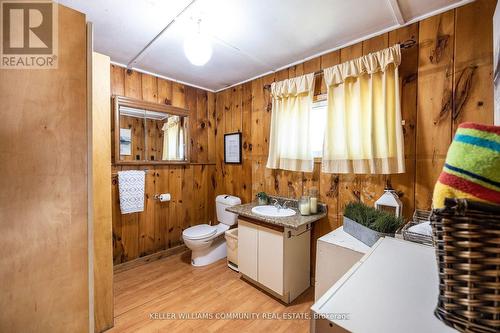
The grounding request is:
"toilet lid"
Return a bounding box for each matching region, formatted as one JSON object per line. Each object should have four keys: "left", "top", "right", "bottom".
{"left": 183, "top": 224, "right": 217, "bottom": 240}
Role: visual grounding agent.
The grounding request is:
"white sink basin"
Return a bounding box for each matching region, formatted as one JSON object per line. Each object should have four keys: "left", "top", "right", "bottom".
{"left": 251, "top": 205, "right": 296, "bottom": 217}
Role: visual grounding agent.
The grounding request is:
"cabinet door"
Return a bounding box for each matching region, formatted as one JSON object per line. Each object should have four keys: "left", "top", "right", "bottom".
{"left": 258, "top": 226, "right": 284, "bottom": 295}
{"left": 238, "top": 220, "right": 258, "bottom": 281}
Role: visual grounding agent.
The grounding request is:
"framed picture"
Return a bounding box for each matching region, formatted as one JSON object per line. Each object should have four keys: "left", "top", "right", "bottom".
{"left": 224, "top": 132, "right": 242, "bottom": 164}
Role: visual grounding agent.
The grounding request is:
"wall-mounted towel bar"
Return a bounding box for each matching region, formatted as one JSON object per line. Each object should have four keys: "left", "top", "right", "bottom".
{"left": 111, "top": 169, "right": 149, "bottom": 176}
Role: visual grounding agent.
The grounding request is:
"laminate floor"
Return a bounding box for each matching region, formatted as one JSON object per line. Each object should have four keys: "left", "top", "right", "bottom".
{"left": 107, "top": 250, "right": 314, "bottom": 332}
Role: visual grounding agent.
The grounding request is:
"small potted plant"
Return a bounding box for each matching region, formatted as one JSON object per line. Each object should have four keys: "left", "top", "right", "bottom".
{"left": 343, "top": 201, "right": 403, "bottom": 247}
{"left": 256, "top": 192, "right": 269, "bottom": 205}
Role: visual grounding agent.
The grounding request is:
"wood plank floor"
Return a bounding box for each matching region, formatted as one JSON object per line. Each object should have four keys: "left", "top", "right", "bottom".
{"left": 107, "top": 250, "right": 314, "bottom": 332}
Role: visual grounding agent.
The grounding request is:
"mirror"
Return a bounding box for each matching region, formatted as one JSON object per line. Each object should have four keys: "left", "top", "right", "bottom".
{"left": 114, "top": 96, "right": 190, "bottom": 164}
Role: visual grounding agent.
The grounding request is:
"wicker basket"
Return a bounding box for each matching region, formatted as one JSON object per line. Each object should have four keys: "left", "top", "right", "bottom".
{"left": 401, "top": 209, "right": 433, "bottom": 246}
{"left": 431, "top": 198, "right": 500, "bottom": 333}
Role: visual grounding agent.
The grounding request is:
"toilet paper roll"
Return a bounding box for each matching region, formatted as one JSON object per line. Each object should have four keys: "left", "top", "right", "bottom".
{"left": 158, "top": 193, "right": 171, "bottom": 202}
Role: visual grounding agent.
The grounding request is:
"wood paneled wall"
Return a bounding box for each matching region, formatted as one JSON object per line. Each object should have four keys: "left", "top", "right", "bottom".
{"left": 110, "top": 0, "right": 495, "bottom": 266}
{"left": 110, "top": 66, "right": 216, "bottom": 264}
{"left": 214, "top": 0, "right": 495, "bottom": 243}
{"left": 0, "top": 5, "right": 89, "bottom": 332}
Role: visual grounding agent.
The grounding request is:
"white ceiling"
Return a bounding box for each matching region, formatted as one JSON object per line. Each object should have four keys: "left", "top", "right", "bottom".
{"left": 59, "top": 0, "right": 472, "bottom": 91}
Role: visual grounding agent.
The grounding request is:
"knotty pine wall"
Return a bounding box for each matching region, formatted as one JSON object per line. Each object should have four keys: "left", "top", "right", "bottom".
{"left": 111, "top": 65, "right": 216, "bottom": 264}
{"left": 214, "top": 0, "right": 495, "bottom": 245}
{"left": 110, "top": 0, "right": 495, "bottom": 266}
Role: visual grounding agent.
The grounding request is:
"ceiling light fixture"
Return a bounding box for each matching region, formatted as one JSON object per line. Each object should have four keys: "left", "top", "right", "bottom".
{"left": 183, "top": 19, "right": 212, "bottom": 66}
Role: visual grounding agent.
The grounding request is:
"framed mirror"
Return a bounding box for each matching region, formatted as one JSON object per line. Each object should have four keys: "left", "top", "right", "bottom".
{"left": 113, "top": 96, "right": 190, "bottom": 164}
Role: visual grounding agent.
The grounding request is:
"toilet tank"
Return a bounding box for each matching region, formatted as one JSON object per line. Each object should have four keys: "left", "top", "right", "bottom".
{"left": 216, "top": 195, "right": 241, "bottom": 226}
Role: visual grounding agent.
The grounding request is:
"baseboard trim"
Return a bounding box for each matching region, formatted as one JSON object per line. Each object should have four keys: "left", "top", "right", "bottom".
{"left": 113, "top": 245, "right": 188, "bottom": 274}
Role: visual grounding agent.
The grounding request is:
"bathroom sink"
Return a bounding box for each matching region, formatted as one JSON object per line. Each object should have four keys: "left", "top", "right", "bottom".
{"left": 251, "top": 205, "right": 296, "bottom": 217}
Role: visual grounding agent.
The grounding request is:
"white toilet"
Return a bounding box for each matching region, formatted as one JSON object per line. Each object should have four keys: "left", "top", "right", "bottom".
{"left": 182, "top": 194, "right": 241, "bottom": 266}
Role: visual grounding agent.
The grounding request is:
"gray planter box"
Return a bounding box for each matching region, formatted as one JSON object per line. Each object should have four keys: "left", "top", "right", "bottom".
{"left": 343, "top": 216, "right": 394, "bottom": 247}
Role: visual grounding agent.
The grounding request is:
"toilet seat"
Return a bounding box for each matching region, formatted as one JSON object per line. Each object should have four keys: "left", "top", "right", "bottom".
{"left": 183, "top": 224, "right": 217, "bottom": 240}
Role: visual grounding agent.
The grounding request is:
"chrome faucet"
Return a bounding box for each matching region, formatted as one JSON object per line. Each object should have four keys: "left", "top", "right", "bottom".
{"left": 271, "top": 199, "right": 282, "bottom": 210}
{"left": 272, "top": 199, "right": 292, "bottom": 210}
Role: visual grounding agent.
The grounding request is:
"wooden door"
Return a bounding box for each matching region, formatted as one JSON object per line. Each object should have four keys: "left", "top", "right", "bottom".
{"left": 0, "top": 4, "right": 89, "bottom": 332}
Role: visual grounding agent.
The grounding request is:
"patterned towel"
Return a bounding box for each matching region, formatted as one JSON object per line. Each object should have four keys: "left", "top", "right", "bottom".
{"left": 118, "top": 170, "right": 145, "bottom": 214}
{"left": 432, "top": 123, "right": 500, "bottom": 209}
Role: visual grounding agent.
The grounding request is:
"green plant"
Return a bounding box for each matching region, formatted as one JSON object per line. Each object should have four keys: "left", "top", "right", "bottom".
{"left": 344, "top": 201, "right": 403, "bottom": 234}
{"left": 256, "top": 192, "right": 268, "bottom": 200}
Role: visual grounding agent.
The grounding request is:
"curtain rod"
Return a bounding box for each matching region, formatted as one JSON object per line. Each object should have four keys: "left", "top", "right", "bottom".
{"left": 263, "top": 39, "right": 416, "bottom": 90}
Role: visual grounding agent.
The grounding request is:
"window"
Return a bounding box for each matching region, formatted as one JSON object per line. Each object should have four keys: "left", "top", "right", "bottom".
{"left": 310, "top": 100, "right": 327, "bottom": 158}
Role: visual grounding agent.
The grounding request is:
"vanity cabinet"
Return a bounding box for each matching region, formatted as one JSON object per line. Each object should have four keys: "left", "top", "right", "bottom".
{"left": 238, "top": 218, "right": 311, "bottom": 303}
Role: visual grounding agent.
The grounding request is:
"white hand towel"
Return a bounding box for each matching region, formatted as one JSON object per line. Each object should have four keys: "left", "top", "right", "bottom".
{"left": 118, "top": 170, "right": 145, "bottom": 214}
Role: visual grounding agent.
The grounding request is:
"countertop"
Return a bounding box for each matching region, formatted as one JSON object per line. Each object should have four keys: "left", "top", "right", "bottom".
{"left": 226, "top": 196, "right": 327, "bottom": 230}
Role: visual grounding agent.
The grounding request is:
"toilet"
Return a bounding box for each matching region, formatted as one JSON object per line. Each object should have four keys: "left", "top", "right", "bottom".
{"left": 182, "top": 194, "right": 241, "bottom": 266}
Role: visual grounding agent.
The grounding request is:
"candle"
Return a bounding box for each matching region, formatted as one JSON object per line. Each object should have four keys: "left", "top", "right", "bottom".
{"left": 309, "top": 187, "right": 319, "bottom": 214}
{"left": 310, "top": 197, "right": 318, "bottom": 214}
{"left": 300, "top": 202, "right": 310, "bottom": 215}
{"left": 299, "top": 196, "right": 310, "bottom": 215}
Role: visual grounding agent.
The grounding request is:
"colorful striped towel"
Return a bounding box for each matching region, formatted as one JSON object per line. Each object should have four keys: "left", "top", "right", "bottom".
{"left": 432, "top": 122, "right": 500, "bottom": 209}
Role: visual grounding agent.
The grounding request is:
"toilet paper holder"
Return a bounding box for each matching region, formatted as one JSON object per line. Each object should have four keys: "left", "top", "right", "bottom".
{"left": 153, "top": 193, "right": 171, "bottom": 202}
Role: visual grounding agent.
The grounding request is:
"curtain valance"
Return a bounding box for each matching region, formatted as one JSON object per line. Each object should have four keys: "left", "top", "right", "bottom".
{"left": 324, "top": 44, "right": 401, "bottom": 86}
{"left": 271, "top": 73, "right": 315, "bottom": 97}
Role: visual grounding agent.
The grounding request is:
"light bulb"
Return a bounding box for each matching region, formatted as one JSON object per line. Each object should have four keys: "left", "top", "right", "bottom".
{"left": 183, "top": 32, "right": 212, "bottom": 66}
